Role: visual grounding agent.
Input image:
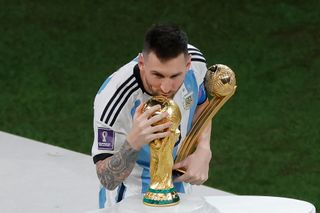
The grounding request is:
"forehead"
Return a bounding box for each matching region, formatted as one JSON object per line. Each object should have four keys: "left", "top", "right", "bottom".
{"left": 144, "top": 51, "right": 188, "bottom": 74}
{"left": 144, "top": 51, "right": 187, "bottom": 62}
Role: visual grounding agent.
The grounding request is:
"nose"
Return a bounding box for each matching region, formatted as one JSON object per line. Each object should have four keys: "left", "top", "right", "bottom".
{"left": 160, "top": 79, "right": 172, "bottom": 94}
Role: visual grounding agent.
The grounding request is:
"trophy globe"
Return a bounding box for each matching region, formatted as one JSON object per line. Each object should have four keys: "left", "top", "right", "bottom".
{"left": 205, "top": 64, "right": 237, "bottom": 98}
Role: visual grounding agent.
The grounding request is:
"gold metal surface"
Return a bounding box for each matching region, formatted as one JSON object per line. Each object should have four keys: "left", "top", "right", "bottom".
{"left": 175, "top": 64, "right": 237, "bottom": 171}
{"left": 143, "top": 96, "right": 182, "bottom": 206}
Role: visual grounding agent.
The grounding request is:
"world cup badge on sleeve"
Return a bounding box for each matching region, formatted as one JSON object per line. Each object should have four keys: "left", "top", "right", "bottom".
{"left": 97, "top": 128, "right": 115, "bottom": 150}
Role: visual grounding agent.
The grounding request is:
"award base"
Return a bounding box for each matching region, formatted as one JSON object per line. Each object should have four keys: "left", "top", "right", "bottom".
{"left": 143, "top": 187, "right": 180, "bottom": 207}
{"left": 88, "top": 194, "right": 219, "bottom": 213}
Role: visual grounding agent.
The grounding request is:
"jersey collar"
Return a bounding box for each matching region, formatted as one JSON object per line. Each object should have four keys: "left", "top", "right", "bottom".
{"left": 133, "top": 64, "right": 153, "bottom": 96}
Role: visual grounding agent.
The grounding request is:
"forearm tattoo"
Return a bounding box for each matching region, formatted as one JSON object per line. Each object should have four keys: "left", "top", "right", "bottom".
{"left": 96, "top": 140, "right": 139, "bottom": 190}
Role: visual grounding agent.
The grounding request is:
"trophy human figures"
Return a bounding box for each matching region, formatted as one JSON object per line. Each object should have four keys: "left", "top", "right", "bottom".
{"left": 143, "top": 96, "right": 182, "bottom": 207}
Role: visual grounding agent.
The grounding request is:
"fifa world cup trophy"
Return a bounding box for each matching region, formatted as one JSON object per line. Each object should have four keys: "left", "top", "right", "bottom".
{"left": 143, "top": 96, "right": 182, "bottom": 207}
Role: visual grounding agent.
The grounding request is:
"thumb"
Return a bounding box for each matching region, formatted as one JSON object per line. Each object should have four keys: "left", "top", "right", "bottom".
{"left": 134, "top": 102, "right": 145, "bottom": 117}
{"left": 172, "top": 160, "right": 185, "bottom": 170}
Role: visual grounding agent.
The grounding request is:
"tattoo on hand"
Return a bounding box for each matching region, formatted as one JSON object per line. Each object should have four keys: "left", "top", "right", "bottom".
{"left": 96, "top": 140, "right": 139, "bottom": 190}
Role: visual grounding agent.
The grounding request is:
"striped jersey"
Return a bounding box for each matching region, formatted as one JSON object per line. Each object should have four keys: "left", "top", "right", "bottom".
{"left": 92, "top": 44, "right": 208, "bottom": 208}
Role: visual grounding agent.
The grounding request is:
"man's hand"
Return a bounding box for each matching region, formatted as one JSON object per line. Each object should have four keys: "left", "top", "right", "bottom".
{"left": 173, "top": 146, "right": 212, "bottom": 185}
{"left": 127, "top": 102, "right": 172, "bottom": 150}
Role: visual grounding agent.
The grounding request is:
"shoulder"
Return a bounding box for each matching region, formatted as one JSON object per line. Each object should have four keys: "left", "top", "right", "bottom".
{"left": 188, "top": 44, "right": 206, "bottom": 64}
{"left": 95, "top": 60, "right": 137, "bottom": 99}
{"left": 94, "top": 59, "right": 141, "bottom": 123}
{"left": 187, "top": 44, "right": 207, "bottom": 83}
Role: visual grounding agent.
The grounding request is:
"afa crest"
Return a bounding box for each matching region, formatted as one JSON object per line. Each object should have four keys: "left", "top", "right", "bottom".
{"left": 183, "top": 92, "right": 194, "bottom": 110}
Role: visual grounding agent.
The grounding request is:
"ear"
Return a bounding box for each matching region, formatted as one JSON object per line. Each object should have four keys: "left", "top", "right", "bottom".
{"left": 186, "top": 54, "right": 192, "bottom": 70}
{"left": 138, "top": 53, "right": 145, "bottom": 71}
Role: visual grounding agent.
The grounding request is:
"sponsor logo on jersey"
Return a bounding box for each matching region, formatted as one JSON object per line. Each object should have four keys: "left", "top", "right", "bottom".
{"left": 97, "top": 128, "right": 114, "bottom": 150}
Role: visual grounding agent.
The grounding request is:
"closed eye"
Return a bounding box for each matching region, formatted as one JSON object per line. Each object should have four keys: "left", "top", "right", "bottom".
{"left": 153, "top": 73, "right": 164, "bottom": 78}
{"left": 170, "top": 73, "right": 181, "bottom": 79}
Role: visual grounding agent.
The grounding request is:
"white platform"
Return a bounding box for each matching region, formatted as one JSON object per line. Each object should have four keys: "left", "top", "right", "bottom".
{"left": 205, "top": 195, "right": 316, "bottom": 213}
{"left": 0, "top": 131, "right": 231, "bottom": 213}
{"left": 87, "top": 194, "right": 219, "bottom": 213}
{"left": 88, "top": 194, "right": 316, "bottom": 213}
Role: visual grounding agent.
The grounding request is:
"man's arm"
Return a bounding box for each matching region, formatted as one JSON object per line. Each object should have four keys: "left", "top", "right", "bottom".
{"left": 96, "top": 140, "right": 139, "bottom": 190}
{"left": 173, "top": 99, "right": 212, "bottom": 185}
{"left": 96, "top": 103, "right": 172, "bottom": 190}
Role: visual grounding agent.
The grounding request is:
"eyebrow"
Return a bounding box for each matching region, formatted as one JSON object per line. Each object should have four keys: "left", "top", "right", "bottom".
{"left": 151, "top": 70, "right": 183, "bottom": 78}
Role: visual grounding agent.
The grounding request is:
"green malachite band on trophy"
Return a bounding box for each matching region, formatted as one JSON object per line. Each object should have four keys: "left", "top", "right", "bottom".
{"left": 147, "top": 187, "right": 176, "bottom": 194}
{"left": 143, "top": 196, "right": 180, "bottom": 205}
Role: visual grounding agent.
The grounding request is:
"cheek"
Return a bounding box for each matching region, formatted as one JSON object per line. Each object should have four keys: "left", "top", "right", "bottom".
{"left": 173, "top": 77, "right": 185, "bottom": 89}
{"left": 147, "top": 76, "right": 161, "bottom": 88}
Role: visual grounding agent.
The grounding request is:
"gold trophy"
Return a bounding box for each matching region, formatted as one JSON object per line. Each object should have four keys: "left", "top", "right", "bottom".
{"left": 143, "top": 96, "right": 182, "bottom": 207}
{"left": 175, "top": 64, "right": 237, "bottom": 173}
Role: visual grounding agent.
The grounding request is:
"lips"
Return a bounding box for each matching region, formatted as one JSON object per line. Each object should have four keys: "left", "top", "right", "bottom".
{"left": 160, "top": 93, "right": 173, "bottom": 98}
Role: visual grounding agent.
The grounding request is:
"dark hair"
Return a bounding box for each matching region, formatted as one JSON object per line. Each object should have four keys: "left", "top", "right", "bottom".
{"left": 143, "top": 24, "right": 188, "bottom": 61}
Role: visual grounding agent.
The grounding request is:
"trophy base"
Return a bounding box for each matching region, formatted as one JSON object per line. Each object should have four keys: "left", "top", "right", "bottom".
{"left": 143, "top": 187, "right": 179, "bottom": 206}
{"left": 87, "top": 194, "right": 219, "bottom": 213}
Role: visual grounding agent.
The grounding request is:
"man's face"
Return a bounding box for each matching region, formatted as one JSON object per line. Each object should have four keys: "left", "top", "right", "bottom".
{"left": 138, "top": 51, "right": 191, "bottom": 98}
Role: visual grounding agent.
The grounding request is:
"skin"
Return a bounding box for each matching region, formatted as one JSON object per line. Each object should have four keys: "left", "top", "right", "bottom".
{"left": 96, "top": 51, "right": 212, "bottom": 190}
{"left": 138, "top": 51, "right": 191, "bottom": 99}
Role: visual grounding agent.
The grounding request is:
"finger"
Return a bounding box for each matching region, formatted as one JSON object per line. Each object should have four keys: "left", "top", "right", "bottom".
{"left": 142, "top": 105, "right": 161, "bottom": 119}
{"left": 173, "top": 174, "right": 186, "bottom": 183}
{"left": 150, "top": 121, "right": 172, "bottom": 133}
{"left": 133, "top": 102, "right": 145, "bottom": 118}
{"left": 148, "top": 131, "right": 171, "bottom": 141}
{"left": 189, "top": 172, "right": 208, "bottom": 185}
{"left": 172, "top": 161, "right": 183, "bottom": 170}
{"left": 137, "top": 102, "right": 145, "bottom": 112}
{"left": 147, "top": 111, "right": 169, "bottom": 126}
{"left": 173, "top": 168, "right": 201, "bottom": 184}
{"left": 190, "top": 177, "right": 207, "bottom": 185}
{"left": 174, "top": 173, "right": 192, "bottom": 183}
{"left": 172, "top": 169, "right": 185, "bottom": 177}
{"left": 172, "top": 159, "right": 187, "bottom": 170}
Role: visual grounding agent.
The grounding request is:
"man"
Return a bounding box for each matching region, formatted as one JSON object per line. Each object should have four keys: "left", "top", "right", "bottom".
{"left": 91, "top": 24, "right": 212, "bottom": 208}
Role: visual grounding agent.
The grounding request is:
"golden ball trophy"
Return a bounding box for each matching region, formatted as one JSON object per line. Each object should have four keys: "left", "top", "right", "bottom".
{"left": 143, "top": 96, "right": 182, "bottom": 206}
{"left": 175, "top": 64, "right": 237, "bottom": 173}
